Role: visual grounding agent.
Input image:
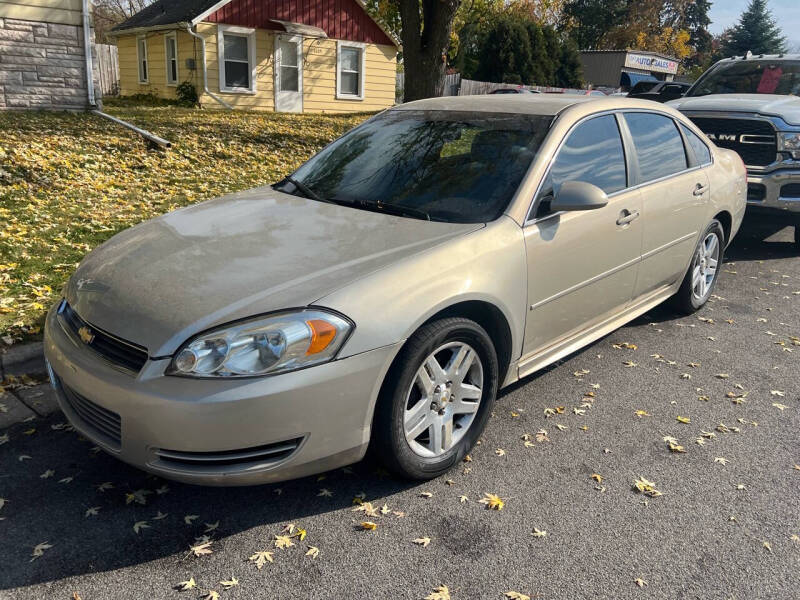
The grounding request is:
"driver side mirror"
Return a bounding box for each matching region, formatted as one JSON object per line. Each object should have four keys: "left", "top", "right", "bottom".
{"left": 550, "top": 181, "right": 609, "bottom": 212}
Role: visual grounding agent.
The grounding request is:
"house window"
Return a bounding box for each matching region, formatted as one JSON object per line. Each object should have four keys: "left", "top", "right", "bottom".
{"left": 165, "top": 33, "right": 178, "bottom": 85}
{"left": 217, "top": 25, "right": 256, "bottom": 93}
{"left": 137, "top": 37, "right": 148, "bottom": 83}
{"left": 337, "top": 41, "right": 365, "bottom": 100}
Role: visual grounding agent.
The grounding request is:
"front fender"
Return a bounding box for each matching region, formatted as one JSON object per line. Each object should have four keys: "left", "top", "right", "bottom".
{"left": 316, "top": 216, "right": 528, "bottom": 367}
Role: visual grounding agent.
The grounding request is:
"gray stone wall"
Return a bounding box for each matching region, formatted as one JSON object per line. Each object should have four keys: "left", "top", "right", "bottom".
{"left": 0, "top": 17, "right": 101, "bottom": 110}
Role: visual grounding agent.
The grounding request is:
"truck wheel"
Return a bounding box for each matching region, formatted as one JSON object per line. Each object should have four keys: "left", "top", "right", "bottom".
{"left": 795, "top": 225, "right": 800, "bottom": 250}
{"left": 671, "top": 220, "right": 724, "bottom": 314}
{"left": 373, "top": 318, "right": 498, "bottom": 480}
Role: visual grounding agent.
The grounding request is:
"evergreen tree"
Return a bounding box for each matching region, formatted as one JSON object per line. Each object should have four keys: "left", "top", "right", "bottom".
{"left": 474, "top": 19, "right": 533, "bottom": 84}
{"left": 722, "top": 0, "right": 787, "bottom": 56}
{"left": 556, "top": 37, "right": 583, "bottom": 88}
{"left": 541, "top": 25, "right": 561, "bottom": 86}
{"left": 526, "top": 22, "right": 550, "bottom": 85}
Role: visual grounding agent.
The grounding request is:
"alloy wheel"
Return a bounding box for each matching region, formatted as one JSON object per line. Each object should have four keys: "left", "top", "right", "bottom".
{"left": 402, "top": 341, "right": 484, "bottom": 458}
{"left": 691, "top": 232, "right": 720, "bottom": 302}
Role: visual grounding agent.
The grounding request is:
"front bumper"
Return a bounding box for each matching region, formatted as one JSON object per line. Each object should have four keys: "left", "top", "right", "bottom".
{"left": 746, "top": 168, "right": 800, "bottom": 217}
{"left": 43, "top": 304, "right": 401, "bottom": 486}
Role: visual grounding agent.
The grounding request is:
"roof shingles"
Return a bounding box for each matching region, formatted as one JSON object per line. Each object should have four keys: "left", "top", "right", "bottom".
{"left": 112, "top": 0, "right": 221, "bottom": 31}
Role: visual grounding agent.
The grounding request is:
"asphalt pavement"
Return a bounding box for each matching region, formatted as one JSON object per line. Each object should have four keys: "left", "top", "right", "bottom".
{"left": 1, "top": 218, "right": 798, "bottom": 600}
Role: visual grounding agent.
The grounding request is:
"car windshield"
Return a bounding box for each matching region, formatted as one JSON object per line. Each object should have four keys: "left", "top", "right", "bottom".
{"left": 688, "top": 59, "right": 800, "bottom": 96}
{"left": 274, "top": 109, "right": 552, "bottom": 224}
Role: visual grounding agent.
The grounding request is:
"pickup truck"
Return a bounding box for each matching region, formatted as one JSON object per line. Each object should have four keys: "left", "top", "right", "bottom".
{"left": 669, "top": 54, "right": 800, "bottom": 248}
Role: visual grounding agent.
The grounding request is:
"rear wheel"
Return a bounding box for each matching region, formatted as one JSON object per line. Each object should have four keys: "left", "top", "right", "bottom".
{"left": 373, "top": 318, "right": 498, "bottom": 480}
{"left": 671, "top": 219, "right": 724, "bottom": 314}
{"left": 795, "top": 225, "right": 800, "bottom": 250}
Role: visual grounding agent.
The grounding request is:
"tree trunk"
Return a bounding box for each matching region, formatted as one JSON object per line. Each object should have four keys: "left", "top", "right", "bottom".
{"left": 397, "top": 0, "right": 461, "bottom": 102}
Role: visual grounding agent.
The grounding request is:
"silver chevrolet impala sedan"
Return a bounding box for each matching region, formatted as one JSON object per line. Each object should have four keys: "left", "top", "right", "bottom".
{"left": 44, "top": 96, "right": 746, "bottom": 485}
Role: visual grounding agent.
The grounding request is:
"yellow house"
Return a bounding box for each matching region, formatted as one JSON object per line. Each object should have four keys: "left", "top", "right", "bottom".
{"left": 110, "top": 0, "right": 398, "bottom": 113}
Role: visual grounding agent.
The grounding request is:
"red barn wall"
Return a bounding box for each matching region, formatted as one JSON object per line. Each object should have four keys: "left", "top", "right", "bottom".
{"left": 206, "top": 0, "right": 395, "bottom": 46}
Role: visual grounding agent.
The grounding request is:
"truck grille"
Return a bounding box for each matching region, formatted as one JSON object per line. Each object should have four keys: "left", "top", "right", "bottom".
{"left": 59, "top": 301, "right": 149, "bottom": 374}
{"left": 688, "top": 117, "right": 778, "bottom": 167}
{"left": 62, "top": 383, "right": 122, "bottom": 449}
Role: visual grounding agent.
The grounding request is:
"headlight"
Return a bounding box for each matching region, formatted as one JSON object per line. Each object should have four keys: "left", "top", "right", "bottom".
{"left": 169, "top": 310, "right": 352, "bottom": 378}
{"left": 778, "top": 131, "right": 800, "bottom": 159}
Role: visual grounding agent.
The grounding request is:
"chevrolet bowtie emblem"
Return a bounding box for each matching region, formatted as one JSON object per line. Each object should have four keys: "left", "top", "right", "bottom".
{"left": 78, "top": 325, "right": 95, "bottom": 344}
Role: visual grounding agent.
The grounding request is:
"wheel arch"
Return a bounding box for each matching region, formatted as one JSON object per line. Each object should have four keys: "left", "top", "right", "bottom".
{"left": 712, "top": 210, "right": 732, "bottom": 245}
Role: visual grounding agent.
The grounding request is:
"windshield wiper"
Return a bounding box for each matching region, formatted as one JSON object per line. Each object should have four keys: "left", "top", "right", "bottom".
{"left": 278, "top": 176, "right": 327, "bottom": 203}
{"left": 332, "top": 198, "right": 431, "bottom": 221}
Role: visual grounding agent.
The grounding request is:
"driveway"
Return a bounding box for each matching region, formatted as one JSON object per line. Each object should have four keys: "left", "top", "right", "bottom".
{"left": 1, "top": 219, "right": 798, "bottom": 600}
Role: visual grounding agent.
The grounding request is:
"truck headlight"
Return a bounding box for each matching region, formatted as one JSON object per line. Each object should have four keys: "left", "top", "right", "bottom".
{"left": 169, "top": 310, "right": 353, "bottom": 378}
{"left": 778, "top": 132, "right": 800, "bottom": 159}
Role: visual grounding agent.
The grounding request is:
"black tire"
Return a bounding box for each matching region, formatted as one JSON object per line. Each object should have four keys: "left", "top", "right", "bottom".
{"left": 671, "top": 219, "right": 725, "bottom": 314}
{"left": 794, "top": 225, "right": 800, "bottom": 250}
{"left": 372, "top": 317, "right": 499, "bottom": 480}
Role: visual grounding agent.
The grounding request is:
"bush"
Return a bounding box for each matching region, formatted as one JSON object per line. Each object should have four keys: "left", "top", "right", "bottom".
{"left": 176, "top": 81, "right": 199, "bottom": 107}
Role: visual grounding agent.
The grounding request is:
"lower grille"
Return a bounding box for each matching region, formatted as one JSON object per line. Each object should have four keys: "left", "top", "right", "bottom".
{"left": 59, "top": 301, "right": 149, "bottom": 374}
{"left": 688, "top": 116, "right": 778, "bottom": 167}
{"left": 62, "top": 383, "right": 122, "bottom": 449}
{"left": 780, "top": 183, "right": 800, "bottom": 199}
{"left": 748, "top": 183, "right": 766, "bottom": 202}
{"left": 154, "top": 438, "right": 302, "bottom": 470}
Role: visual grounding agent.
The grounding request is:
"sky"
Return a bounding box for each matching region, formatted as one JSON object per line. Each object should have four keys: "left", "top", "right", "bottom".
{"left": 709, "top": 0, "right": 800, "bottom": 49}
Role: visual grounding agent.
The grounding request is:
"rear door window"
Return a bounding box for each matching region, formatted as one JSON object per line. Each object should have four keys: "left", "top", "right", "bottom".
{"left": 624, "top": 112, "right": 688, "bottom": 183}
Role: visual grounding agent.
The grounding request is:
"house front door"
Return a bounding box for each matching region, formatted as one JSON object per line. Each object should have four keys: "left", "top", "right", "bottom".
{"left": 275, "top": 35, "right": 303, "bottom": 112}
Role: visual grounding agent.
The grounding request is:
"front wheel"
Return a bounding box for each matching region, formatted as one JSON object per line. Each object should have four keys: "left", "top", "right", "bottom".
{"left": 794, "top": 224, "right": 800, "bottom": 250}
{"left": 670, "top": 219, "right": 725, "bottom": 314}
{"left": 372, "top": 318, "right": 498, "bottom": 480}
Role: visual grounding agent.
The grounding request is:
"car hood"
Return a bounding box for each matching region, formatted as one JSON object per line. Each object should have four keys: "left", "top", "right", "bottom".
{"left": 65, "top": 187, "right": 481, "bottom": 356}
{"left": 668, "top": 94, "right": 800, "bottom": 125}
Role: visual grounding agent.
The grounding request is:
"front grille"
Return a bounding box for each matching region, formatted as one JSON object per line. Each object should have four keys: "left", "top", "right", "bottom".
{"left": 59, "top": 301, "right": 148, "bottom": 373}
{"left": 61, "top": 383, "right": 122, "bottom": 449}
{"left": 780, "top": 183, "right": 800, "bottom": 198}
{"left": 154, "top": 438, "right": 303, "bottom": 471}
{"left": 747, "top": 183, "right": 766, "bottom": 201}
{"left": 689, "top": 117, "right": 778, "bottom": 167}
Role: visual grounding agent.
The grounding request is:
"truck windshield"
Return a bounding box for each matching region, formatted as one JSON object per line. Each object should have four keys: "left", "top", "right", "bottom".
{"left": 688, "top": 59, "right": 800, "bottom": 96}
{"left": 274, "top": 110, "right": 552, "bottom": 224}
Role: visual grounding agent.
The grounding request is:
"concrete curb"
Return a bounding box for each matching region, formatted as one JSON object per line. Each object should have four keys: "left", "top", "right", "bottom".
{"left": 1, "top": 341, "right": 47, "bottom": 378}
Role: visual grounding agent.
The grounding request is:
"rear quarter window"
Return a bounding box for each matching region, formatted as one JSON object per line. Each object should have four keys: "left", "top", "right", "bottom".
{"left": 680, "top": 124, "right": 712, "bottom": 166}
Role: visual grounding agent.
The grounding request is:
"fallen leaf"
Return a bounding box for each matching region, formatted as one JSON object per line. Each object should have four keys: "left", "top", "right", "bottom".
{"left": 249, "top": 551, "right": 274, "bottom": 569}
{"left": 413, "top": 537, "right": 432, "bottom": 547}
{"left": 676, "top": 416, "right": 691, "bottom": 424}
{"left": 219, "top": 576, "right": 238, "bottom": 589}
{"left": 177, "top": 578, "right": 196, "bottom": 591}
{"left": 714, "top": 457, "right": 729, "bottom": 466}
{"left": 635, "top": 410, "right": 651, "bottom": 417}
{"left": 133, "top": 521, "right": 150, "bottom": 534}
{"left": 479, "top": 493, "right": 505, "bottom": 510}
{"left": 274, "top": 535, "right": 295, "bottom": 548}
{"left": 532, "top": 527, "right": 547, "bottom": 538}
{"left": 633, "top": 477, "right": 663, "bottom": 497}
{"left": 305, "top": 546, "right": 320, "bottom": 558}
{"left": 184, "top": 515, "right": 199, "bottom": 525}
{"left": 30, "top": 542, "right": 53, "bottom": 562}
{"left": 425, "top": 585, "right": 451, "bottom": 600}
{"left": 634, "top": 578, "right": 648, "bottom": 588}
{"left": 189, "top": 541, "right": 213, "bottom": 557}
{"left": 359, "top": 521, "right": 378, "bottom": 531}
{"left": 203, "top": 591, "right": 220, "bottom": 600}
{"left": 317, "top": 488, "right": 333, "bottom": 497}
{"left": 505, "top": 592, "right": 531, "bottom": 600}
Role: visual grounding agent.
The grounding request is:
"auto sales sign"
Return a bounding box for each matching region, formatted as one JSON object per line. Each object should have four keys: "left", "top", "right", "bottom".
{"left": 624, "top": 53, "right": 679, "bottom": 74}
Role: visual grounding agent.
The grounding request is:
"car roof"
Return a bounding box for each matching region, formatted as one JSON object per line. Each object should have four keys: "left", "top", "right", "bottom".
{"left": 393, "top": 94, "right": 688, "bottom": 118}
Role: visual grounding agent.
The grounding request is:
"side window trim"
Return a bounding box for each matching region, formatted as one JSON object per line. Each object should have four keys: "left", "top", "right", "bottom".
{"left": 615, "top": 112, "right": 639, "bottom": 188}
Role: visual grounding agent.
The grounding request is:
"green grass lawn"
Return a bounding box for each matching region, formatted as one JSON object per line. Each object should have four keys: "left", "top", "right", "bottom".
{"left": 0, "top": 104, "right": 371, "bottom": 342}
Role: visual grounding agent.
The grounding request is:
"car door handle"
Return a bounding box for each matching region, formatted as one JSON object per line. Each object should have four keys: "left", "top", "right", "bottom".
{"left": 693, "top": 183, "right": 708, "bottom": 196}
{"left": 616, "top": 209, "right": 640, "bottom": 226}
